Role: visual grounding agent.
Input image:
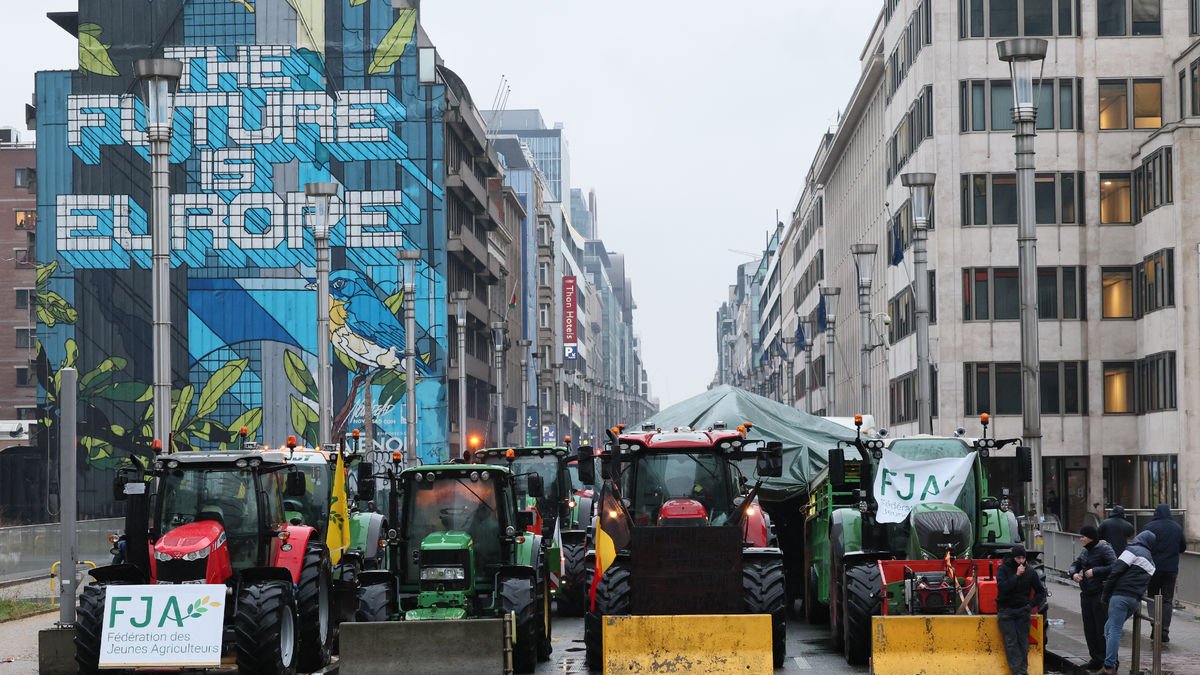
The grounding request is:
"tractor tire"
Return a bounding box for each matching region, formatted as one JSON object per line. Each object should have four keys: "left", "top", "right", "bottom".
{"left": 295, "top": 545, "right": 332, "bottom": 672}
{"left": 557, "top": 541, "right": 588, "bottom": 617}
{"left": 843, "top": 563, "right": 882, "bottom": 666}
{"left": 354, "top": 582, "right": 397, "bottom": 622}
{"left": 584, "top": 564, "right": 631, "bottom": 670}
{"left": 498, "top": 576, "right": 539, "bottom": 674}
{"left": 538, "top": 574, "right": 552, "bottom": 662}
{"left": 75, "top": 584, "right": 110, "bottom": 675}
{"left": 743, "top": 559, "right": 787, "bottom": 668}
{"left": 805, "top": 565, "right": 829, "bottom": 625}
{"left": 235, "top": 581, "right": 298, "bottom": 675}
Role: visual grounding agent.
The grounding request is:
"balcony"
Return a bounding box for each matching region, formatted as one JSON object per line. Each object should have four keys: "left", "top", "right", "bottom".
{"left": 448, "top": 225, "right": 488, "bottom": 271}
{"left": 446, "top": 159, "right": 488, "bottom": 214}
{"left": 445, "top": 103, "right": 489, "bottom": 157}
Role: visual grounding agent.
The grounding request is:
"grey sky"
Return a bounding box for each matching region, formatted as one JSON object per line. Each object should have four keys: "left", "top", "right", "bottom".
{"left": 1, "top": 1, "right": 881, "bottom": 408}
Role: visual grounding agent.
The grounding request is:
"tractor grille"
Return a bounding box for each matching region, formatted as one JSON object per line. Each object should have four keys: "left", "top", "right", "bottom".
{"left": 418, "top": 549, "right": 470, "bottom": 593}
{"left": 156, "top": 558, "right": 208, "bottom": 583}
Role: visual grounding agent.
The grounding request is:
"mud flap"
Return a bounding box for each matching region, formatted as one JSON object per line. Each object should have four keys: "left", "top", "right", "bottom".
{"left": 870, "top": 614, "right": 1043, "bottom": 675}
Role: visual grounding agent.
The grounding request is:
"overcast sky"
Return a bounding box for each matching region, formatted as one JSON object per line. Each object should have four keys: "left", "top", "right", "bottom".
{"left": 0, "top": 1, "right": 881, "bottom": 409}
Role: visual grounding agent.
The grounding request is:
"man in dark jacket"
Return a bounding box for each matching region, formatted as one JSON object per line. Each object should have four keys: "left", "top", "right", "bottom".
{"left": 1100, "top": 530, "right": 1156, "bottom": 675}
{"left": 1098, "top": 505, "right": 1135, "bottom": 557}
{"left": 996, "top": 544, "right": 1047, "bottom": 675}
{"left": 1068, "top": 525, "right": 1115, "bottom": 669}
{"left": 1143, "top": 504, "right": 1185, "bottom": 642}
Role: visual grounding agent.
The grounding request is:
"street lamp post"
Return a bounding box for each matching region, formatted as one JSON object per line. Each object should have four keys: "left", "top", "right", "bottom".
{"left": 492, "top": 322, "right": 507, "bottom": 445}
{"left": 551, "top": 362, "right": 563, "bottom": 441}
{"left": 999, "top": 38, "right": 1048, "bottom": 540}
{"left": 135, "top": 58, "right": 183, "bottom": 449}
{"left": 782, "top": 336, "right": 796, "bottom": 407}
{"left": 518, "top": 339, "right": 531, "bottom": 444}
{"left": 851, "top": 243, "right": 878, "bottom": 415}
{"left": 798, "top": 317, "right": 815, "bottom": 414}
{"left": 305, "top": 182, "right": 338, "bottom": 448}
{"left": 451, "top": 290, "right": 470, "bottom": 455}
{"left": 398, "top": 249, "right": 422, "bottom": 465}
{"left": 901, "top": 172, "right": 936, "bottom": 435}
{"left": 820, "top": 286, "right": 841, "bottom": 415}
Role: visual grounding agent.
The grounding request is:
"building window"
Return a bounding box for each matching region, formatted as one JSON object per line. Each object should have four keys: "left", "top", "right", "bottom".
{"left": 538, "top": 303, "right": 550, "bottom": 329}
{"left": 15, "top": 288, "right": 32, "bottom": 310}
{"left": 962, "top": 267, "right": 1019, "bottom": 320}
{"left": 538, "top": 262, "right": 549, "bottom": 287}
{"left": 15, "top": 328, "right": 34, "bottom": 349}
{"left": 886, "top": 86, "right": 935, "bottom": 180}
{"left": 1137, "top": 351, "right": 1176, "bottom": 412}
{"left": 959, "top": 0, "right": 1076, "bottom": 37}
{"left": 1104, "top": 455, "right": 1178, "bottom": 510}
{"left": 1193, "top": 0, "right": 1200, "bottom": 34}
{"left": 890, "top": 370, "right": 918, "bottom": 425}
{"left": 1132, "top": 146, "right": 1172, "bottom": 220}
{"left": 1099, "top": 173, "right": 1132, "bottom": 223}
{"left": 14, "top": 210, "right": 35, "bottom": 230}
{"left": 1136, "top": 248, "right": 1173, "bottom": 314}
{"left": 964, "top": 362, "right": 1022, "bottom": 415}
{"left": 1101, "top": 268, "right": 1134, "bottom": 318}
{"left": 888, "top": 286, "right": 916, "bottom": 343}
{"left": 1037, "top": 266, "right": 1087, "bottom": 320}
{"left": 13, "top": 167, "right": 34, "bottom": 190}
{"left": 961, "top": 172, "right": 1082, "bottom": 226}
{"left": 1099, "top": 78, "right": 1162, "bottom": 130}
{"left": 1103, "top": 362, "right": 1136, "bottom": 414}
{"left": 16, "top": 366, "right": 33, "bottom": 388}
{"left": 960, "top": 78, "right": 1081, "bottom": 132}
{"left": 15, "top": 405, "right": 37, "bottom": 420}
{"left": 1039, "top": 361, "right": 1088, "bottom": 415}
{"left": 1191, "top": 60, "right": 1200, "bottom": 116}
{"left": 1098, "top": 0, "right": 1160, "bottom": 35}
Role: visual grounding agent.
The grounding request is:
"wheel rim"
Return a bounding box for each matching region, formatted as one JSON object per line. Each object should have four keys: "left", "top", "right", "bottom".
{"left": 318, "top": 571, "right": 329, "bottom": 643}
{"left": 280, "top": 607, "right": 295, "bottom": 667}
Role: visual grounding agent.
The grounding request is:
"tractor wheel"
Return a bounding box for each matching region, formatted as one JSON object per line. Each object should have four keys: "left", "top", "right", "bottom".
{"left": 805, "top": 565, "right": 828, "bottom": 625}
{"left": 354, "top": 582, "right": 397, "bottom": 622}
{"left": 235, "top": 581, "right": 298, "bottom": 675}
{"left": 843, "top": 563, "right": 882, "bottom": 666}
{"left": 75, "top": 584, "right": 109, "bottom": 675}
{"left": 743, "top": 559, "right": 787, "bottom": 668}
{"left": 557, "top": 541, "right": 588, "bottom": 617}
{"left": 295, "top": 545, "right": 332, "bottom": 672}
{"left": 584, "top": 564, "right": 630, "bottom": 670}
{"left": 538, "top": 574, "right": 552, "bottom": 662}
{"left": 498, "top": 575, "right": 539, "bottom": 674}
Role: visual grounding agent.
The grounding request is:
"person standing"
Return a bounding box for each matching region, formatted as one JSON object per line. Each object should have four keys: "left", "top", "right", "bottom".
{"left": 1142, "top": 503, "right": 1185, "bottom": 643}
{"left": 1099, "top": 530, "right": 1157, "bottom": 675}
{"left": 1098, "top": 505, "right": 1135, "bottom": 557}
{"left": 996, "top": 544, "right": 1047, "bottom": 675}
{"left": 1068, "top": 525, "right": 1115, "bottom": 670}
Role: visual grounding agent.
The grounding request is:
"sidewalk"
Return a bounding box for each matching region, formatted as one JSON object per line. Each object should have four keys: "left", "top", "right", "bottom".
{"left": 1045, "top": 577, "right": 1198, "bottom": 674}
{"left": 0, "top": 611, "right": 58, "bottom": 675}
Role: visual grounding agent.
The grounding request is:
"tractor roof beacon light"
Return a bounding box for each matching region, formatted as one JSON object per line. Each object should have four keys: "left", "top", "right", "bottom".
{"left": 152, "top": 439, "right": 163, "bottom": 455}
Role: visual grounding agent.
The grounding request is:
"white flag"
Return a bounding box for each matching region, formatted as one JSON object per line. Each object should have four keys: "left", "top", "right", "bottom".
{"left": 871, "top": 449, "right": 977, "bottom": 524}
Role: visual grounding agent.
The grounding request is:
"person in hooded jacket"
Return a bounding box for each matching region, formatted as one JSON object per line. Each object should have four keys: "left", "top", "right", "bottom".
{"left": 1099, "top": 530, "right": 1157, "bottom": 675}
{"left": 1068, "top": 525, "right": 1116, "bottom": 670}
{"left": 1098, "top": 505, "right": 1135, "bottom": 557}
{"left": 996, "top": 544, "right": 1047, "bottom": 675}
{"left": 1142, "top": 503, "right": 1185, "bottom": 643}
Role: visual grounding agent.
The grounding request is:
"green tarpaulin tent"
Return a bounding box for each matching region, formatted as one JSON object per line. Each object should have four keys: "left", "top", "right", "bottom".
{"left": 640, "top": 385, "right": 857, "bottom": 502}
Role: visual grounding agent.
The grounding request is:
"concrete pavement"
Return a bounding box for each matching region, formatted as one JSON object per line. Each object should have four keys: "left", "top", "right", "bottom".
{"left": 0, "top": 611, "right": 57, "bottom": 675}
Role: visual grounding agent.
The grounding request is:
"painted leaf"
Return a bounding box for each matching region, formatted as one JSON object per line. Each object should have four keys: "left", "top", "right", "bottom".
{"left": 79, "top": 32, "right": 118, "bottom": 77}
{"left": 349, "top": 0, "right": 368, "bottom": 6}
{"left": 227, "top": 408, "right": 263, "bottom": 447}
{"left": 290, "top": 395, "right": 309, "bottom": 438}
{"left": 384, "top": 289, "right": 404, "bottom": 316}
{"left": 95, "top": 382, "right": 152, "bottom": 402}
{"left": 284, "top": 350, "right": 318, "bottom": 400}
{"left": 173, "top": 384, "right": 195, "bottom": 432}
{"left": 80, "top": 357, "right": 128, "bottom": 392}
{"left": 378, "top": 375, "right": 406, "bottom": 408}
{"left": 334, "top": 346, "right": 358, "bottom": 372}
{"left": 61, "top": 339, "right": 79, "bottom": 370}
{"left": 78, "top": 23, "right": 102, "bottom": 37}
{"left": 36, "top": 261, "right": 57, "bottom": 289}
{"left": 368, "top": 9, "right": 416, "bottom": 75}
{"left": 196, "top": 358, "right": 249, "bottom": 419}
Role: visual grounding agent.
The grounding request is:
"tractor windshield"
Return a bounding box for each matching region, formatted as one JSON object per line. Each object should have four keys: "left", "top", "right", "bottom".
{"left": 285, "top": 462, "right": 331, "bottom": 535}
{"left": 403, "top": 474, "right": 501, "bottom": 584}
{"left": 510, "top": 456, "right": 563, "bottom": 502}
{"left": 883, "top": 438, "right": 979, "bottom": 555}
{"left": 157, "top": 468, "right": 269, "bottom": 568}
{"left": 628, "top": 452, "right": 736, "bottom": 525}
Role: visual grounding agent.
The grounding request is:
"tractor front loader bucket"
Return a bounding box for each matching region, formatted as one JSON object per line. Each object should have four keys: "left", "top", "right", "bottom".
{"left": 601, "top": 615, "right": 773, "bottom": 674}
{"left": 870, "top": 614, "right": 1044, "bottom": 675}
{"left": 339, "top": 618, "right": 512, "bottom": 675}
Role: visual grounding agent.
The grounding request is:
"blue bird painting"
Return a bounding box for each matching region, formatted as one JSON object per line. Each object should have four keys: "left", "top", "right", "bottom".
{"left": 322, "top": 269, "right": 425, "bottom": 374}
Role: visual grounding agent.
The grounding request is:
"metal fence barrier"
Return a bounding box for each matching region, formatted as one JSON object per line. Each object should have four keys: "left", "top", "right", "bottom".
{"left": 0, "top": 518, "right": 121, "bottom": 584}
{"left": 1040, "top": 527, "right": 1198, "bottom": 608}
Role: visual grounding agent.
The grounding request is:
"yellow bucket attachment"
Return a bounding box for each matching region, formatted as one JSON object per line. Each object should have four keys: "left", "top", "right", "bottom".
{"left": 601, "top": 614, "right": 772, "bottom": 674}
{"left": 870, "top": 614, "right": 1043, "bottom": 675}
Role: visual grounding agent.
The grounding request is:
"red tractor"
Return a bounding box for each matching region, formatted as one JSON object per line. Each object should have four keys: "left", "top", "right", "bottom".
{"left": 75, "top": 450, "right": 333, "bottom": 675}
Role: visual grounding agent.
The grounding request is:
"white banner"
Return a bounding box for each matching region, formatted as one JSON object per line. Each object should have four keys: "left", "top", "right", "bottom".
{"left": 872, "top": 450, "right": 977, "bottom": 524}
{"left": 100, "top": 584, "right": 225, "bottom": 668}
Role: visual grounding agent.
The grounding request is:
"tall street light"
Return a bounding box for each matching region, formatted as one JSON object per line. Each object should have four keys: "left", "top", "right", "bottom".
{"left": 398, "top": 248, "right": 422, "bottom": 465}
{"left": 851, "top": 243, "right": 878, "bottom": 415}
{"left": 998, "top": 37, "right": 1048, "bottom": 538}
{"left": 518, "top": 339, "right": 532, "bottom": 444}
{"left": 492, "top": 321, "right": 508, "bottom": 445}
{"left": 820, "top": 286, "right": 841, "bottom": 415}
{"left": 798, "top": 316, "right": 815, "bottom": 414}
{"left": 451, "top": 290, "right": 470, "bottom": 456}
{"left": 901, "top": 172, "right": 936, "bottom": 434}
{"left": 305, "top": 182, "right": 338, "bottom": 448}
{"left": 135, "top": 58, "right": 183, "bottom": 450}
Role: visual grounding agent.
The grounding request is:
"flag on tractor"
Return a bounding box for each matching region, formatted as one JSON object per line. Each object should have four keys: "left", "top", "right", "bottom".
{"left": 589, "top": 481, "right": 631, "bottom": 611}
{"left": 326, "top": 447, "right": 351, "bottom": 565}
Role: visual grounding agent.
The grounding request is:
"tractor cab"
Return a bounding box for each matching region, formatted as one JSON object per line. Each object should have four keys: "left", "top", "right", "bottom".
{"left": 474, "top": 446, "right": 571, "bottom": 537}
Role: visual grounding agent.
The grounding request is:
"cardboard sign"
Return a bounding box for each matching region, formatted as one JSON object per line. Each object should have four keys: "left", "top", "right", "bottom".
{"left": 100, "top": 584, "right": 225, "bottom": 668}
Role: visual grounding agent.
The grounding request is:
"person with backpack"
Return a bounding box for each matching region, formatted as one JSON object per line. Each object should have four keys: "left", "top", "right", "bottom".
{"left": 1099, "top": 530, "right": 1157, "bottom": 675}
{"left": 1098, "top": 505, "right": 1135, "bottom": 557}
{"left": 1142, "top": 503, "right": 1185, "bottom": 643}
{"left": 1068, "top": 525, "right": 1116, "bottom": 670}
{"left": 996, "top": 544, "right": 1047, "bottom": 675}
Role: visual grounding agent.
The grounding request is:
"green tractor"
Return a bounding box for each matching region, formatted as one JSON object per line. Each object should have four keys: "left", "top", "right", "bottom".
{"left": 803, "top": 415, "right": 1026, "bottom": 665}
{"left": 473, "top": 445, "right": 592, "bottom": 616}
{"left": 346, "top": 462, "right": 552, "bottom": 673}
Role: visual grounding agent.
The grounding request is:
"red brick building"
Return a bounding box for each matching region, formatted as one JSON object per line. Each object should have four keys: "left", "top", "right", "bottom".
{"left": 0, "top": 137, "right": 38, "bottom": 432}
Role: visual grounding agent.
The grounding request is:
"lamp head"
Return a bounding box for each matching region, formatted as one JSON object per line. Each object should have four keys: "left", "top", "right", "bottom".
{"left": 900, "top": 172, "right": 937, "bottom": 223}
{"left": 850, "top": 243, "right": 879, "bottom": 288}
{"left": 996, "top": 38, "right": 1048, "bottom": 121}
{"left": 134, "top": 59, "right": 183, "bottom": 135}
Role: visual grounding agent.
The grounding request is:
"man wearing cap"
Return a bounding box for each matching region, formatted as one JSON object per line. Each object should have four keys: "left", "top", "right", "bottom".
{"left": 996, "top": 544, "right": 1047, "bottom": 675}
{"left": 1068, "top": 525, "right": 1116, "bottom": 670}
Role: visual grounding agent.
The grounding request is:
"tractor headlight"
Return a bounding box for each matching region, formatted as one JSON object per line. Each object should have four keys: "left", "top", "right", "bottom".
{"left": 154, "top": 551, "right": 173, "bottom": 562}
{"left": 420, "top": 566, "right": 466, "bottom": 581}
{"left": 182, "top": 547, "right": 210, "bottom": 562}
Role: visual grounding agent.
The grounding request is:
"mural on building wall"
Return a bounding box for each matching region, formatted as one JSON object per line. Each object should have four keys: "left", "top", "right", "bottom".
{"left": 36, "top": 0, "right": 448, "bottom": 473}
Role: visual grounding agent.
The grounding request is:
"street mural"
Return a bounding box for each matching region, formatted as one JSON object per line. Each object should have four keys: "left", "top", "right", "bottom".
{"left": 35, "top": 0, "right": 448, "bottom": 473}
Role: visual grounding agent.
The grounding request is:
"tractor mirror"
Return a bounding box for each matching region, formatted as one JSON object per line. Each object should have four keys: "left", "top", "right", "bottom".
{"left": 285, "top": 471, "right": 307, "bottom": 498}
{"left": 576, "top": 447, "right": 595, "bottom": 484}
{"left": 756, "top": 442, "right": 784, "bottom": 478}
{"left": 527, "top": 473, "right": 545, "bottom": 499}
{"left": 112, "top": 474, "right": 128, "bottom": 501}
{"left": 828, "top": 447, "right": 846, "bottom": 485}
{"left": 515, "top": 509, "right": 535, "bottom": 529}
{"left": 356, "top": 462, "right": 376, "bottom": 502}
{"left": 600, "top": 454, "right": 614, "bottom": 481}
